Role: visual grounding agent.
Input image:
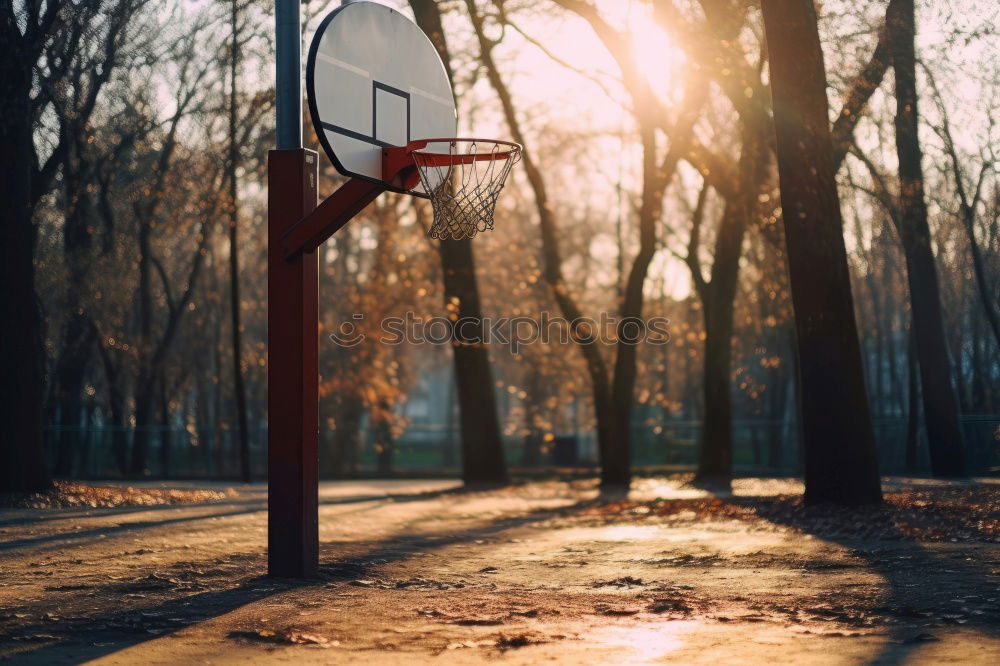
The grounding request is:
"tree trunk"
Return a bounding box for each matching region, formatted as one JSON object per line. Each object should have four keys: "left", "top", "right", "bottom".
{"left": 229, "top": 0, "right": 251, "bottom": 483}
{"left": 971, "top": 310, "right": 985, "bottom": 410}
{"left": 98, "top": 342, "right": 129, "bottom": 475}
{"left": 438, "top": 239, "right": 508, "bottom": 485}
{"left": 890, "top": 0, "right": 966, "bottom": 477}
{"left": 520, "top": 368, "right": 543, "bottom": 468}
{"left": 867, "top": 249, "right": 886, "bottom": 417}
{"left": 214, "top": 319, "right": 225, "bottom": 477}
{"left": 130, "top": 210, "right": 209, "bottom": 475}
{"left": 196, "top": 380, "right": 213, "bottom": 476}
{"left": 767, "top": 352, "right": 788, "bottom": 469}
{"left": 131, "top": 205, "right": 154, "bottom": 476}
{"left": 464, "top": 0, "right": 619, "bottom": 484}
{"left": 607, "top": 124, "right": 663, "bottom": 488}
{"left": 905, "top": 326, "right": 920, "bottom": 472}
{"left": 761, "top": 0, "right": 883, "bottom": 505}
{"left": 961, "top": 205, "right": 1000, "bottom": 350}
{"left": 0, "top": 47, "right": 49, "bottom": 493}
{"left": 696, "top": 205, "right": 745, "bottom": 482}
{"left": 881, "top": 228, "right": 905, "bottom": 415}
{"left": 159, "top": 375, "right": 171, "bottom": 478}
{"left": 52, "top": 313, "right": 94, "bottom": 477}
{"left": 410, "top": 0, "right": 507, "bottom": 486}
{"left": 374, "top": 402, "right": 395, "bottom": 476}
{"left": 131, "top": 374, "right": 156, "bottom": 475}
{"left": 328, "top": 397, "right": 363, "bottom": 478}
{"left": 694, "top": 118, "right": 759, "bottom": 484}
{"left": 54, "top": 135, "right": 98, "bottom": 478}
{"left": 442, "top": 372, "right": 456, "bottom": 467}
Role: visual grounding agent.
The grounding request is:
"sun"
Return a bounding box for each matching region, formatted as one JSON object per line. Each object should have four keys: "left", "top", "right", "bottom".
{"left": 627, "top": 16, "right": 687, "bottom": 99}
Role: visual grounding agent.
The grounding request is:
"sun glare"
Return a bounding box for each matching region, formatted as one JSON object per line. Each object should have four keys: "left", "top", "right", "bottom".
{"left": 628, "top": 18, "right": 686, "bottom": 99}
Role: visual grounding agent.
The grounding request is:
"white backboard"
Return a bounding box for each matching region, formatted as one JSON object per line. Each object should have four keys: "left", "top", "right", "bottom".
{"left": 306, "top": 1, "right": 457, "bottom": 194}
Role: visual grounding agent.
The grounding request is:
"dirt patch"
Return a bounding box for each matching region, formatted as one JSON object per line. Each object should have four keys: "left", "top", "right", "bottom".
{"left": 1, "top": 478, "right": 998, "bottom": 664}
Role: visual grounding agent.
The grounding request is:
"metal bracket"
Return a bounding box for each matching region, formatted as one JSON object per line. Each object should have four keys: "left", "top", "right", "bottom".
{"left": 280, "top": 146, "right": 418, "bottom": 259}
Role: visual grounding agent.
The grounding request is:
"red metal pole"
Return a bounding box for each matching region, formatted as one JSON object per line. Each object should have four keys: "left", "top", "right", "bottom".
{"left": 267, "top": 149, "right": 319, "bottom": 577}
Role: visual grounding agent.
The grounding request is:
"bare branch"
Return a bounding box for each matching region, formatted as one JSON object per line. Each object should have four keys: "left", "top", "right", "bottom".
{"left": 684, "top": 183, "right": 710, "bottom": 299}
{"left": 504, "top": 17, "right": 621, "bottom": 104}
{"left": 847, "top": 144, "right": 900, "bottom": 226}
{"left": 831, "top": 0, "right": 904, "bottom": 170}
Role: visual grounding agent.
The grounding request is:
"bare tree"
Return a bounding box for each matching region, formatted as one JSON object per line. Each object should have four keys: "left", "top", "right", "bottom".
{"left": 653, "top": 0, "right": 772, "bottom": 485}
{"left": 409, "top": 0, "right": 508, "bottom": 486}
{"left": 682, "top": 130, "right": 762, "bottom": 484}
{"left": 923, "top": 67, "right": 999, "bottom": 351}
{"left": 761, "top": 0, "right": 883, "bottom": 504}
{"left": 129, "top": 28, "right": 223, "bottom": 474}
{"left": 830, "top": 0, "right": 905, "bottom": 170}
{"left": 0, "top": 4, "right": 47, "bottom": 491}
{"left": 49, "top": 1, "right": 152, "bottom": 477}
{"left": 889, "top": 0, "right": 966, "bottom": 476}
{"left": 1, "top": 0, "right": 147, "bottom": 492}
{"left": 228, "top": 0, "right": 251, "bottom": 482}
{"left": 482, "top": 0, "right": 706, "bottom": 486}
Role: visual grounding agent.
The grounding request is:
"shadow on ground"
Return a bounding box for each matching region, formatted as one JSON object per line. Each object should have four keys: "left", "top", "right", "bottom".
{"left": 1, "top": 478, "right": 996, "bottom": 664}
{"left": 739, "top": 493, "right": 1000, "bottom": 665}
{"left": 0, "top": 492, "right": 598, "bottom": 663}
{"left": 0, "top": 484, "right": 463, "bottom": 553}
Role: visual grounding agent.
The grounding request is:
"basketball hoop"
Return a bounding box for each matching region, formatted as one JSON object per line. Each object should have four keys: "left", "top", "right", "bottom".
{"left": 407, "top": 138, "right": 522, "bottom": 240}
{"left": 273, "top": 1, "right": 523, "bottom": 578}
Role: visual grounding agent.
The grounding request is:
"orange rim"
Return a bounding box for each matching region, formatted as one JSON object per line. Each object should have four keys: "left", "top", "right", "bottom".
{"left": 407, "top": 138, "right": 522, "bottom": 167}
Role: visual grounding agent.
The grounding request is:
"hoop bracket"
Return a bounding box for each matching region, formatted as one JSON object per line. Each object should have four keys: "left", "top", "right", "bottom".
{"left": 280, "top": 138, "right": 520, "bottom": 255}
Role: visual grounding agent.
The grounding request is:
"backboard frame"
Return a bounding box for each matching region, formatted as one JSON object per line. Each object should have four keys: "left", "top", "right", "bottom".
{"left": 305, "top": 1, "right": 457, "bottom": 198}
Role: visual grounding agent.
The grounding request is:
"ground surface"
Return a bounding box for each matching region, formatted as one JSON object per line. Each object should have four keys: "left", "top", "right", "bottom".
{"left": 0, "top": 477, "right": 997, "bottom": 665}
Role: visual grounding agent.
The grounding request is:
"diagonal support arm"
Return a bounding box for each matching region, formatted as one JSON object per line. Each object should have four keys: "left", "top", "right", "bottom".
{"left": 280, "top": 145, "right": 420, "bottom": 259}
{"left": 281, "top": 178, "right": 385, "bottom": 258}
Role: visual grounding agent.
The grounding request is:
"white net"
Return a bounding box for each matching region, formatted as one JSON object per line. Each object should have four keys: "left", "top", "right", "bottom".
{"left": 411, "top": 140, "right": 521, "bottom": 240}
